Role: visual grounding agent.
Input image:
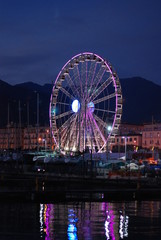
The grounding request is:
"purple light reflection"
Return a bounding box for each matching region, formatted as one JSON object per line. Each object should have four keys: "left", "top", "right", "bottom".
{"left": 104, "top": 204, "right": 116, "bottom": 240}
{"left": 44, "top": 204, "right": 55, "bottom": 240}
{"left": 45, "top": 204, "right": 51, "bottom": 240}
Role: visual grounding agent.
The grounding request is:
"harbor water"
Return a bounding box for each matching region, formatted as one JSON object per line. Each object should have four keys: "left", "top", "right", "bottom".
{"left": 0, "top": 200, "right": 161, "bottom": 239}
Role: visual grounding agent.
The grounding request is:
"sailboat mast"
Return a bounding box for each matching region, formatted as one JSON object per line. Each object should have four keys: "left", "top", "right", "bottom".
{"left": 27, "top": 101, "right": 31, "bottom": 150}
{"left": 19, "top": 100, "right": 22, "bottom": 149}
{"left": 7, "top": 102, "right": 10, "bottom": 150}
{"left": 36, "top": 93, "right": 39, "bottom": 152}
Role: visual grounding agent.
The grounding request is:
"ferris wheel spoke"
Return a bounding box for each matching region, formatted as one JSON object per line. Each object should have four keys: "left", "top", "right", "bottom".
{"left": 90, "top": 76, "right": 113, "bottom": 102}
{"left": 60, "top": 113, "right": 76, "bottom": 131}
{"left": 69, "top": 115, "right": 77, "bottom": 141}
{"left": 93, "top": 113, "right": 107, "bottom": 129}
{"left": 74, "top": 65, "right": 83, "bottom": 99}
{"left": 57, "top": 102, "right": 70, "bottom": 106}
{"left": 87, "top": 61, "right": 97, "bottom": 99}
{"left": 85, "top": 61, "right": 88, "bottom": 99}
{"left": 60, "top": 114, "right": 77, "bottom": 147}
{"left": 90, "top": 113, "right": 106, "bottom": 144}
{"left": 88, "top": 67, "right": 106, "bottom": 101}
{"left": 61, "top": 127, "right": 69, "bottom": 144}
{"left": 60, "top": 87, "right": 75, "bottom": 100}
{"left": 93, "top": 92, "right": 116, "bottom": 105}
{"left": 93, "top": 64, "right": 105, "bottom": 86}
{"left": 65, "top": 73, "right": 80, "bottom": 99}
{"left": 88, "top": 113, "right": 101, "bottom": 151}
{"left": 81, "top": 61, "right": 86, "bottom": 99}
{"left": 94, "top": 108, "right": 116, "bottom": 114}
{"left": 55, "top": 110, "right": 73, "bottom": 120}
{"left": 76, "top": 113, "right": 85, "bottom": 150}
{"left": 63, "top": 117, "right": 76, "bottom": 149}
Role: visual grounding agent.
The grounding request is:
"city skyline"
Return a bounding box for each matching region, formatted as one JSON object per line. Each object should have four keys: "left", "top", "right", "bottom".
{"left": 0, "top": 0, "right": 161, "bottom": 86}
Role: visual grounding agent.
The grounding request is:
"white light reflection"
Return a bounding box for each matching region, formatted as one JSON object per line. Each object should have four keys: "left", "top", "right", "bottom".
{"left": 40, "top": 204, "right": 44, "bottom": 237}
{"left": 104, "top": 210, "right": 115, "bottom": 240}
{"left": 105, "top": 219, "right": 110, "bottom": 239}
{"left": 119, "top": 211, "right": 129, "bottom": 239}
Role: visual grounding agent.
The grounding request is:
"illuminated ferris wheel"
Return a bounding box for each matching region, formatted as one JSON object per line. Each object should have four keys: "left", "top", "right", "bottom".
{"left": 49, "top": 52, "right": 122, "bottom": 153}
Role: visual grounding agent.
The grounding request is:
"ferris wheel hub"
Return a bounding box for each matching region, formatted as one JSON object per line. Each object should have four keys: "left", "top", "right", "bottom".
{"left": 71, "top": 99, "right": 80, "bottom": 113}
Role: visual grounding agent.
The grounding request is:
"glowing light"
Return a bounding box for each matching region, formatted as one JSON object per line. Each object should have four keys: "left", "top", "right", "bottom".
{"left": 119, "top": 213, "right": 129, "bottom": 238}
{"left": 107, "top": 125, "right": 112, "bottom": 132}
{"left": 72, "top": 100, "right": 80, "bottom": 113}
{"left": 39, "top": 204, "right": 44, "bottom": 235}
{"left": 72, "top": 146, "right": 77, "bottom": 152}
{"left": 51, "top": 106, "right": 56, "bottom": 115}
{"left": 105, "top": 209, "right": 115, "bottom": 240}
{"left": 87, "top": 101, "right": 95, "bottom": 113}
{"left": 68, "top": 209, "right": 78, "bottom": 240}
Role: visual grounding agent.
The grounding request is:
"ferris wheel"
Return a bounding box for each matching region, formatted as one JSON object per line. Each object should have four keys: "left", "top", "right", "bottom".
{"left": 49, "top": 52, "right": 122, "bottom": 153}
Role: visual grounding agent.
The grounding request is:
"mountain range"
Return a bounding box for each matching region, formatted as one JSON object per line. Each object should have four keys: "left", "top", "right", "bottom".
{"left": 0, "top": 77, "right": 160, "bottom": 128}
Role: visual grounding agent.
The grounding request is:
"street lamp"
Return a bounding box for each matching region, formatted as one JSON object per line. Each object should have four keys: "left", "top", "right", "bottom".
{"left": 106, "top": 125, "right": 112, "bottom": 161}
{"left": 122, "top": 136, "right": 127, "bottom": 162}
{"left": 43, "top": 139, "right": 47, "bottom": 152}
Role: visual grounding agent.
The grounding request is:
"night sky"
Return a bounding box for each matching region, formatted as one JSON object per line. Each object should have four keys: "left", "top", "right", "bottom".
{"left": 0, "top": 0, "right": 161, "bottom": 86}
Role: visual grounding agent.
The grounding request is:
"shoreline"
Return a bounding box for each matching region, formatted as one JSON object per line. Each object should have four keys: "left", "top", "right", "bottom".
{"left": 0, "top": 171, "right": 161, "bottom": 202}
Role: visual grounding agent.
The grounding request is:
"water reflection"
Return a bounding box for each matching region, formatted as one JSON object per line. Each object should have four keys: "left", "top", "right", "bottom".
{"left": 0, "top": 201, "right": 161, "bottom": 239}
{"left": 40, "top": 204, "right": 44, "bottom": 237}
{"left": 67, "top": 209, "right": 78, "bottom": 240}
{"left": 119, "top": 211, "right": 129, "bottom": 239}
{"left": 40, "top": 202, "right": 131, "bottom": 239}
{"left": 40, "top": 201, "right": 161, "bottom": 239}
{"left": 104, "top": 208, "right": 115, "bottom": 240}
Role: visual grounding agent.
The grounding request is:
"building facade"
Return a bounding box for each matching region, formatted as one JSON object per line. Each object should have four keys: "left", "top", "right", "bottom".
{"left": 1, "top": 123, "right": 161, "bottom": 152}
{"left": 119, "top": 123, "right": 143, "bottom": 135}
{"left": 0, "top": 126, "right": 23, "bottom": 150}
{"left": 142, "top": 124, "right": 161, "bottom": 150}
{"left": 111, "top": 134, "right": 142, "bottom": 152}
{"left": 23, "top": 126, "right": 54, "bottom": 150}
{"left": 0, "top": 126, "right": 54, "bottom": 151}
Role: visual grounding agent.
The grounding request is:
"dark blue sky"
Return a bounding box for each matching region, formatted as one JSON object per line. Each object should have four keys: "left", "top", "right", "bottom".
{"left": 0, "top": 0, "right": 161, "bottom": 85}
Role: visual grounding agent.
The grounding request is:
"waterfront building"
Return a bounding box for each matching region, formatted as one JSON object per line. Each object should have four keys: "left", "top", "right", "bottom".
{"left": 0, "top": 125, "right": 23, "bottom": 150}
{"left": 142, "top": 123, "right": 161, "bottom": 150}
{"left": 0, "top": 125, "right": 54, "bottom": 151}
{"left": 1, "top": 123, "right": 161, "bottom": 152}
{"left": 119, "top": 123, "right": 143, "bottom": 135}
{"left": 111, "top": 134, "right": 142, "bottom": 152}
{"left": 23, "top": 126, "right": 54, "bottom": 150}
{"left": 110, "top": 124, "right": 143, "bottom": 152}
